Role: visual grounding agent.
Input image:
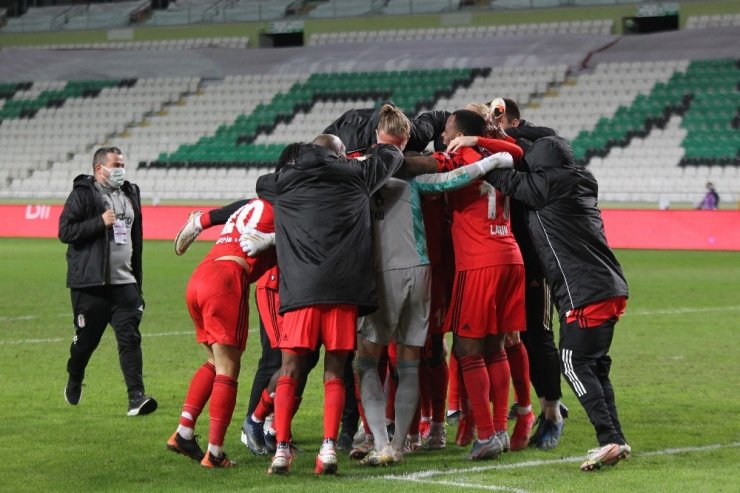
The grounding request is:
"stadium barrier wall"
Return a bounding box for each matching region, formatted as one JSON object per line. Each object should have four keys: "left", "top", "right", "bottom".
{"left": 2, "top": 204, "right": 739, "bottom": 251}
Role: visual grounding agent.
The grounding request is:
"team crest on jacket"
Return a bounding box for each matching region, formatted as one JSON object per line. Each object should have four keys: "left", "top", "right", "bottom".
{"left": 77, "top": 314, "right": 85, "bottom": 328}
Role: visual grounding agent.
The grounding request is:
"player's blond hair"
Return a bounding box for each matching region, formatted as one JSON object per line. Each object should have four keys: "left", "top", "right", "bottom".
{"left": 377, "top": 104, "right": 411, "bottom": 139}
{"left": 464, "top": 102, "right": 492, "bottom": 120}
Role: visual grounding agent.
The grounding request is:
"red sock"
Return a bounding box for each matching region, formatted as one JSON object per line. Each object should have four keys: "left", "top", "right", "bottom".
{"left": 274, "top": 375, "right": 298, "bottom": 443}
{"left": 201, "top": 211, "right": 213, "bottom": 229}
{"left": 354, "top": 371, "right": 371, "bottom": 435}
{"left": 179, "top": 361, "right": 215, "bottom": 429}
{"left": 425, "top": 360, "right": 449, "bottom": 423}
{"left": 292, "top": 396, "right": 303, "bottom": 418}
{"left": 485, "top": 350, "right": 511, "bottom": 432}
{"left": 460, "top": 354, "right": 494, "bottom": 440}
{"left": 420, "top": 362, "right": 432, "bottom": 417}
{"left": 506, "top": 341, "right": 531, "bottom": 409}
{"left": 448, "top": 351, "right": 460, "bottom": 411}
{"left": 208, "top": 374, "right": 238, "bottom": 447}
{"left": 323, "top": 378, "right": 345, "bottom": 441}
{"left": 253, "top": 388, "right": 274, "bottom": 422}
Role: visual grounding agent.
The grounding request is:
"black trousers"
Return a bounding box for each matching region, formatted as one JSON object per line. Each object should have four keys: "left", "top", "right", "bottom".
{"left": 67, "top": 284, "right": 145, "bottom": 399}
{"left": 559, "top": 316, "right": 625, "bottom": 446}
{"left": 520, "top": 278, "right": 562, "bottom": 402}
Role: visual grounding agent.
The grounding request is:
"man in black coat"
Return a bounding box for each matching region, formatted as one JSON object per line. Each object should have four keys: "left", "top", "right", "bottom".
{"left": 265, "top": 134, "right": 405, "bottom": 476}
{"left": 58, "top": 146, "right": 157, "bottom": 416}
{"left": 485, "top": 136, "right": 631, "bottom": 472}
{"left": 499, "top": 98, "right": 567, "bottom": 450}
{"left": 324, "top": 104, "right": 449, "bottom": 154}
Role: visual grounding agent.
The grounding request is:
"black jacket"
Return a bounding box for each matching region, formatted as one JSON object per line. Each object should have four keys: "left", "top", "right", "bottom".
{"left": 486, "top": 136, "right": 628, "bottom": 315}
{"left": 324, "top": 104, "right": 449, "bottom": 154}
{"left": 58, "top": 175, "right": 143, "bottom": 290}
{"left": 266, "top": 143, "right": 403, "bottom": 316}
{"left": 508, "top": 120, "right": 558, "bottom": 281}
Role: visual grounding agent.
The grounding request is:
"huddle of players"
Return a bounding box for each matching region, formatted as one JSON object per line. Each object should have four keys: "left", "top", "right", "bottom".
{"left": 165, "top": 98, "right": 631, "bottom": 474}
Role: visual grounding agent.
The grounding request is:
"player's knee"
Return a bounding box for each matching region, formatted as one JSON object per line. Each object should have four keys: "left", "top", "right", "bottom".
{"left": 355, "top": 357, "right": 379, "bottom": 379}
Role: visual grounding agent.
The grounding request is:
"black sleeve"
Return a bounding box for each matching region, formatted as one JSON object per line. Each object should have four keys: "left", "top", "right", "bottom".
{"left": 485, "top": 168, "right": 552, "bottom": 210}
{"left": 208, "top": 200, "right": 249, "bottom": 226}
{"left": 357, "top": 144, "right": 404, "bottom": 194}
{"left": 58, "top": 188, "right": 105, "bottom": 244}
{"left": 408, "top": 110, "right": 450, "bottom": 152}
{"left": 507, "top": 124, "right": 557, "bottom": 143}
{"left": 324, "top": 108, "right": 377, "bottom": 154}
{"left": 130, "top": 183, "right": 143, "bottom": 290}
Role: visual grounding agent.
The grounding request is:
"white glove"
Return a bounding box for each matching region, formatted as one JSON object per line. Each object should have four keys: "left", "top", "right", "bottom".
{"left": 475, "top": 152, "right": 514, "bottom": 174}
{"left": 239, "top": 228, "right": 275, "bottom": 257}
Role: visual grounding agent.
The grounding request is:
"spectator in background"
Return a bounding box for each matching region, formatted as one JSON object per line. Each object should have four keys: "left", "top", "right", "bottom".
{"left": 697, "top": 182, "right": 719, "bottom": 210}
{"left": 58, "top": 146, "right": 157, "bottom": 417}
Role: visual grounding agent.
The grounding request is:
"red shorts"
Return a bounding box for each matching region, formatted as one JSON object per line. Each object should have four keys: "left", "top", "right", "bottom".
{"left": 256, "top": 287, "right": 282, "bottom": 349}
{"left": 280, "top": 304, "right": 358, "bottom": 352}
{"left": 186, "top": 260, "right": 250, "bottom": 351}
{"left": 566, "top": 296, "right": 627, "bottom": 328}
{"left": 444, "top": 264, "right": 526, "bottom": 338}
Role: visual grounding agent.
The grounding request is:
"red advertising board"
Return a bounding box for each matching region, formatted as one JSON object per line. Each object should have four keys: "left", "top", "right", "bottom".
{"left": 1, "top": 204, "right": 739, "bottom": 251}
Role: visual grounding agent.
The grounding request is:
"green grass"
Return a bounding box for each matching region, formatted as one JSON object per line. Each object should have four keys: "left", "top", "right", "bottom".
{"left": 1, "top": 239, "right": 738, "bottom": 492}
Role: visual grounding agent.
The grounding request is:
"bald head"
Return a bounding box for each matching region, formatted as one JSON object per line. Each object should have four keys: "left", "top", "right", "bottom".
{"left": 312, "top": 134, "right": 346, "bottom": 157}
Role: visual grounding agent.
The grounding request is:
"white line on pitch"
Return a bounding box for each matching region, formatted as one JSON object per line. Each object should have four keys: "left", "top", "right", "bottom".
{"left": 397, "top": 478, "right": 529, "bottom": 493}
{"left": 379, "top": 442, "right": 740, "bottom": 484}
{"left": 625, "top": 305, "right": 740, "bottom": 316}
{"left": 0, "top": 313, "right": 69, "bottom": 322}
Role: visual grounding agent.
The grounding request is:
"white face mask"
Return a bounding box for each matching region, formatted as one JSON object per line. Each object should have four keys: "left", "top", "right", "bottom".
{"left": 103, "top": 167, "right": 126, "bottom": 188}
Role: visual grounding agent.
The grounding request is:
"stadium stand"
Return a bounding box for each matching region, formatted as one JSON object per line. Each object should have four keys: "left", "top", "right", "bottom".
{"left": 308, "top": 19, "right": 613, "bottom": 45}
{"left": 1, "top": 56, "right": 737, "bottom": 204}
{"left": 15, "top": 37, "right": 250, "bottom": 51}
{"left": 685, "top": 13, "right": 740, "bottom": 29}
{"left": 382, "top": 0, "right": 462, "bottom": 15}
{"left": 2, "top": 1, "right": 148, "bottom": 32}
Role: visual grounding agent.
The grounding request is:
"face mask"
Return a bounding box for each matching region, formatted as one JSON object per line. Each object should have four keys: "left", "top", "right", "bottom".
{"left": 104, "top": 167, "right": 126, "bottom": 188}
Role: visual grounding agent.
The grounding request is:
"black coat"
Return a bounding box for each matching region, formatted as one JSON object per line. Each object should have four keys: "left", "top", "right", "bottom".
{"left": 58, "top": 175, "right": 143, "bottom": 290}
{"left": 323, "top": 103, "right": 449, "bottom": 154}
{"left": 267, "top": 143, "right": 404, "bottom": 316}
{"left": 486, "top": 136, "right": 628, "bottom": 315}
{"left": 508, "top": 120, "right": 558, "bottom": 281}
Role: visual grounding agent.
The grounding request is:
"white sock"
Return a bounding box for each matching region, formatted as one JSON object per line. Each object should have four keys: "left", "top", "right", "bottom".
{"left": 177, "top": 425, "right": 194, "bottom": 440}
{"left": 391, "top": 359, "right": 420, "bottom": 451}
{"left": 517, "top": 405, "right": 532, "bottom": 415}
{"left": 251, "top": 413, "right": 263, "bottom": 424}
{"left": 208, "top": 444, "right": 222, "bottom": 457}
{"left": 357, "top": 357, "right": 390, "bottom": 450}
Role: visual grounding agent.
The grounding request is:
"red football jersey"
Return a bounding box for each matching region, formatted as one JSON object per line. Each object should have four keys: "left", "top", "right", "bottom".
{"left": 434, "top": 139, "right": 523, "bottom": 270}
{"left": 203, "top": 198, "right": 277, "bottom": 283}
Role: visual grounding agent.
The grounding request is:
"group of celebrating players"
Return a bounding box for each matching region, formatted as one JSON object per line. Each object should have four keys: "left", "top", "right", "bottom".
{"left": 164, "top": 96, "right": 632, "bottom": 475}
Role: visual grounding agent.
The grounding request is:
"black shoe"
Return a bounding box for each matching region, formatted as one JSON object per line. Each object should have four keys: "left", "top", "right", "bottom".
{"left": 264, "top": 430, "right": 277, "bottom": 454}
{"left": 167, "top": 432, "right": 205, "bottom": 461}
{"left": 64, "top": 379, "right": 83, "bottom": 405}
{"left": 560, "top": 402, "right": 569, "bottom": 419}
{"left": 127, "top": 392, "right": 158, "bottom": 416}
{"left": 507, "top": 402, "right": 518, "bottom": 420}
{"left": 337, "top": 431, "right": 354, "bottom": 452}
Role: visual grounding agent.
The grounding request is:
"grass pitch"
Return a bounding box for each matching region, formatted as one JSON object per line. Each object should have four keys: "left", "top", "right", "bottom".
{"left": 0, "top": 238, "right": 738, "bottom": 492}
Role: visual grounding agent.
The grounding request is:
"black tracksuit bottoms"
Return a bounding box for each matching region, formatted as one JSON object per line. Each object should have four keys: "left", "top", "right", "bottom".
{"left": 67, "top": 284, "right": 145, "bottom": 399}
{"left": 559, "top": 316, "right": 626, "bottom": 446}
{"left": 520, "top": 278, "right": 562, "bottom": 402}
